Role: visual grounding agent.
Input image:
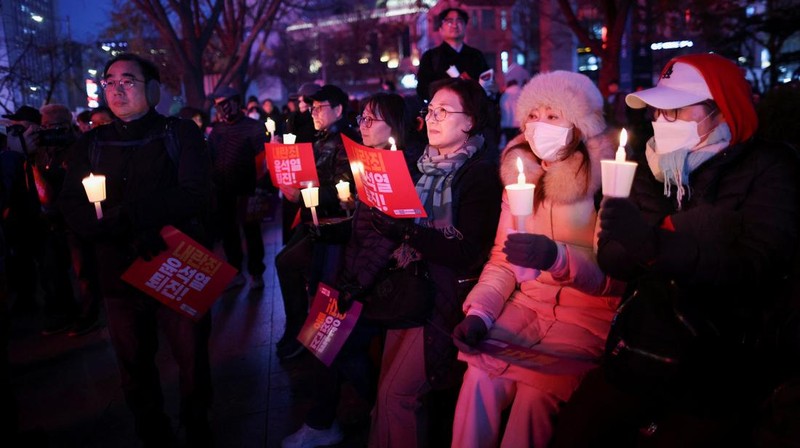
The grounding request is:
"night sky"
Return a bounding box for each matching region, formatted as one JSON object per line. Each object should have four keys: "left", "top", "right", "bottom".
{"left": 56, "top": 0, "right": 111, "bottom": 43}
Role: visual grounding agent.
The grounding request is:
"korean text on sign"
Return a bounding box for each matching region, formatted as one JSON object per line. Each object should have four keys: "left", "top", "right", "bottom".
{"left": 142, "top": 241, "right": 221, "bottom": 301}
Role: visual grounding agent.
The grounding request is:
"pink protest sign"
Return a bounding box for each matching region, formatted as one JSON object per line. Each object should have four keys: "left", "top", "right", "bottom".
{"left": 264, "top": 142, "right": 319, "bottom": 188}
{"left": 121, "top": 226, "right": 237, "bottom": 321}
{"left": 341, "top": 135, "right": 426, "bottom": 218}
{"left": 297, "top": 283, "right": 362, "bottom": 366}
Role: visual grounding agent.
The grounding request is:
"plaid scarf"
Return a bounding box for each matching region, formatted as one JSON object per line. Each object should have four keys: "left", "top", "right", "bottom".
{"left": 393, "top": 134, "right": 482, "bottom": 266}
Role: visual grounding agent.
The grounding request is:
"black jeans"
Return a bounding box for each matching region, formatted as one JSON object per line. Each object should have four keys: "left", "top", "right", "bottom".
{"left": 104, "top": 291, "right": 212, "bottom": 443}
{"left": 216, "top": 191, "right": 265, "bottom": 277}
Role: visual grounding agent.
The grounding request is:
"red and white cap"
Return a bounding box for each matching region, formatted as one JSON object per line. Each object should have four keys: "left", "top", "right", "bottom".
{"left": 626, "top": 62, "right": 712, "bottom": 109}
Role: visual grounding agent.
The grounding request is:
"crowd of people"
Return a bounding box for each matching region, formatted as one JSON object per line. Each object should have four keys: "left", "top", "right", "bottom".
{"left": 2, "top": 6, "right": 800, "bottom": 448}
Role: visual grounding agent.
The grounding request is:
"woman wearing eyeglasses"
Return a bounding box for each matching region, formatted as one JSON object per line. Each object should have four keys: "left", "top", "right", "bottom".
{"left": 282, "top": 92, "right": 425, "bottom": 448}
{"left": 449, "top": 70, "right": 623, "bottom": 448}
{"left": 354, "top": 79, "right": 502, "bottom": 448}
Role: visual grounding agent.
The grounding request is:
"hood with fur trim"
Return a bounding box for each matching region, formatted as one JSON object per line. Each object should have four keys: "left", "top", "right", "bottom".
{"left": 499, "top": 130, "right": 615, "bottom": 204}
{"left": 515, "top": 71, "right": 606, "bottom": 140}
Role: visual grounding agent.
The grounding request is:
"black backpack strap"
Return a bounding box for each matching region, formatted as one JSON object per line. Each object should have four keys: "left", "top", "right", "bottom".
{"left": 87, "top": 118, "right": 182, "bottom": 171}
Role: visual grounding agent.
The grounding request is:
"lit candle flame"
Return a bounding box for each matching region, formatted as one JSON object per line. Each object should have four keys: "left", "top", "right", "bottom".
{"left": 615, "top": 129, "right": 628, "bottom": 162}
{"left": 516, "top": 156, "right": 525, "bottom": 185}
{"left": 388, "top": 136, "right": 397, "bottom": 151}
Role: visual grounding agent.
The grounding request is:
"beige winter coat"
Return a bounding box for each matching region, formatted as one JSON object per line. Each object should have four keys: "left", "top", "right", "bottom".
{"left": 459, "top": 131, "right": 624, "bottom": 399}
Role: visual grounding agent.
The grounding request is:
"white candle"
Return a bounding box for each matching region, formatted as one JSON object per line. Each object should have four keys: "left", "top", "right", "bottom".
{"left": 283, "top": 133, "right": 296, "bottom": 144}
{"left": 388, "top": 136, "right": 397, "bottom": 151}
{"left": 601, "top": 128, "right": 638, "bottom": 197}
{"left": 81, "top": 173, "right": 106, "bottom": 219}
{"left": 615, "top": 128, "right": 628, "bottom": 162}
{"left": 506, "top": 157, "right": 535, "bottom": 231}
{"left": 336, "top": 180, "right": 351, "bottom": 201}
{"left": 265, "top": 118, "right": 276, "bottom": 134}
{"left": 300, "top": 183, "right": 320, "bottom": 226}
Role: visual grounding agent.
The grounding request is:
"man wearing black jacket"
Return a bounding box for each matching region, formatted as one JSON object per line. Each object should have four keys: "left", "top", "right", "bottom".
{"left": 415, "top": 7, "right": 490, "bottom": 103}
{"left": 59, "top": 53, "right": 213, "bottom": 447}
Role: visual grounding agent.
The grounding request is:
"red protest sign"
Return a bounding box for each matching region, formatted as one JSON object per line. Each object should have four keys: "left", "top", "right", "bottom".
{"left": 341, "top": 135, "right": 426, "bottom": 218}
{"left": 264, "top": 142, "right": 319, "bottom": 188}
{"left": 297, "top": 283, "right": 362, "bottom": 367}
{"left": 121, "top": 226, "right": 237, "bottom": 321}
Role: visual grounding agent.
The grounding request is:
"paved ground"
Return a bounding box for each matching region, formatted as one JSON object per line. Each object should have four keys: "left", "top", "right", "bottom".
{"left": 8, "top": 217, "right": 371, "bottom": 447}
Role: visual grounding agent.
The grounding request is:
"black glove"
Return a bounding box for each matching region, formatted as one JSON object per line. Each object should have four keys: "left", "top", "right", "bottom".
{"left": 452, "top": 315, "right": 488, "bottom": 354}
{"left": 598, "top": 197, "right": 656, "bottom": 264}
{"left": 503, "top": 233, "right": 559, "bottom": 270}
{"left": 371, "top": 208, "right": 414, "bottom": 242}
{"left": 336, "top": 283, "right": 364, "bottom": 313}
{"left": 131, "top": 229, "right": 167, "bottom": 261}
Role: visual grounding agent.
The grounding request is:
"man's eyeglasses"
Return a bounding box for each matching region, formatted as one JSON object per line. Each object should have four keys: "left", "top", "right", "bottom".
{"left": 356, "top": 115, "right": 385, "bottom": 128}
{"left": 442, "top": 18, "right": 466, "bottom": 27}
{"left": 310, "top": 104, "right": 332, "bottom": 115}
{"left": 100, "top": 78, "right": 144, "bottom": 90}
{"left": 425, "top": 107, "right": 467, "bottom": 122}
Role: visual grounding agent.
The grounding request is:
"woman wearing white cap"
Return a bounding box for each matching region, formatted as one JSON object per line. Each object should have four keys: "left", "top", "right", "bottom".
{"left": 450, "top": 70, "right": 624, "bottom": 447}
{"left": 552, "top": 53, "right": 800, "bottom": 446}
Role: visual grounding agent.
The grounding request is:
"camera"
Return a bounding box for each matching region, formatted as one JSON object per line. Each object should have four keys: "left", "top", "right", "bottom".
{"left": 7, "top": 124, "right": 25, "bottom": 136}
{"left": 37, "top": 128, "right": 74, "bottom": 147}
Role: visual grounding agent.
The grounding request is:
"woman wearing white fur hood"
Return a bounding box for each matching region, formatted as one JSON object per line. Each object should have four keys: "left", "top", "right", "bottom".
{"left": 450, "top": 70, "right": 626, "bottom": 448}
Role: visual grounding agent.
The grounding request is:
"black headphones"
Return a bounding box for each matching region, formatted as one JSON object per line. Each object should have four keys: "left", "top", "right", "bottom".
{"left": 146, "top": 79, "right": 161, "bottom": 108}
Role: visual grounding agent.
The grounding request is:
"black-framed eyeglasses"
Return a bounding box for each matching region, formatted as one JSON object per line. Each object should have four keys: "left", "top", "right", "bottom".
{"left": 100, "top": 78, "right": 144, "bottom": 90}
{"left": 310, "top": 104, "right": 332, "bottom": 115}
{"left": 356, "top": 115, "right": 385, "bottom": 128}
{"left": 651, "top": 100, "right": 717, "bottom": 123}
{"left": 425, "top": 107, "right": 466, "bottom": 122}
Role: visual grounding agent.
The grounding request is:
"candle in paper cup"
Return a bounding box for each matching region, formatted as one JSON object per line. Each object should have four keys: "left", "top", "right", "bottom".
{"left": 282, "top": 133, "right": 296, "bottom": 144}
{"left": 300, "top": 183, "right": 320, "bottom": 226}
{"left": 505, "top": 157, "right": 535, "bottom": 231}
{"left": 265, "top": 118, "right": 276, "bottom": 135}
{"left": 335, "top": 180, "right": 351, "bottom": 201}
{"left": 81, "top": 173, "right": 106, "bottom": 219}
{"left": 388, "top": 136, "right": 397, "bottom": 151}
{"left": 601, "top": 128, "right": 638, "bottom": 198}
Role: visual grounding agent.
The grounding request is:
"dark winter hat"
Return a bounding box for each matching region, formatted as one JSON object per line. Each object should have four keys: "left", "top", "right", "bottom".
{"left": 3, "top": 105, "right": 42, "bottom": 125}
{"left": 309, "top": 84, "right": 349, "bottom": 109}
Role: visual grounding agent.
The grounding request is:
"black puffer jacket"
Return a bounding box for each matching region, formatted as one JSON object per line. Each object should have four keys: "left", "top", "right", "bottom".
{"left": 59, "top": 111, "right": 211, "bottom": 295}
{"left": 600, "top": 138, "right": 799, "bottom": 329}
{"left": 301, "top": 118, "right": 360, "bottom": 222}
{"left": 208, "top": 115, "right": 266, "bottom": 195}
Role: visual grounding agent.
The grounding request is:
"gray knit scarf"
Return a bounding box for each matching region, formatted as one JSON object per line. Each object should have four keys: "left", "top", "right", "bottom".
{"left": 645, "top": 123, "right": 731, "bottom": 209}
{"left": 392, "top": 134, "right": 482, "bottom": 266}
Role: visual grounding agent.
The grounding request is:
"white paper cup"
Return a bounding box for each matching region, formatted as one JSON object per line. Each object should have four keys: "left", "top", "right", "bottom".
{"left": 282, "top": 133, "right": 297, "bottom": 144}
{"left": 506, "top": 184, "right": 535, "bottom": 216}
{"left": 446, "top": 65, "right": 460, "bottom": 78}
{"left": 601, "top": 160, "right": 638, "bottom": 198}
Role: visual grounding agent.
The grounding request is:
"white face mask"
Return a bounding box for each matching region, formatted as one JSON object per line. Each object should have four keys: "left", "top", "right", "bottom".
{"left": 651, "top": 111, "right": 715, "bottom": 154}
{"left": 524, "top": 121, "right": 573, "bottom": 162}
{"left": 247, "top": 111, "right": 261, "bottom": 120}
